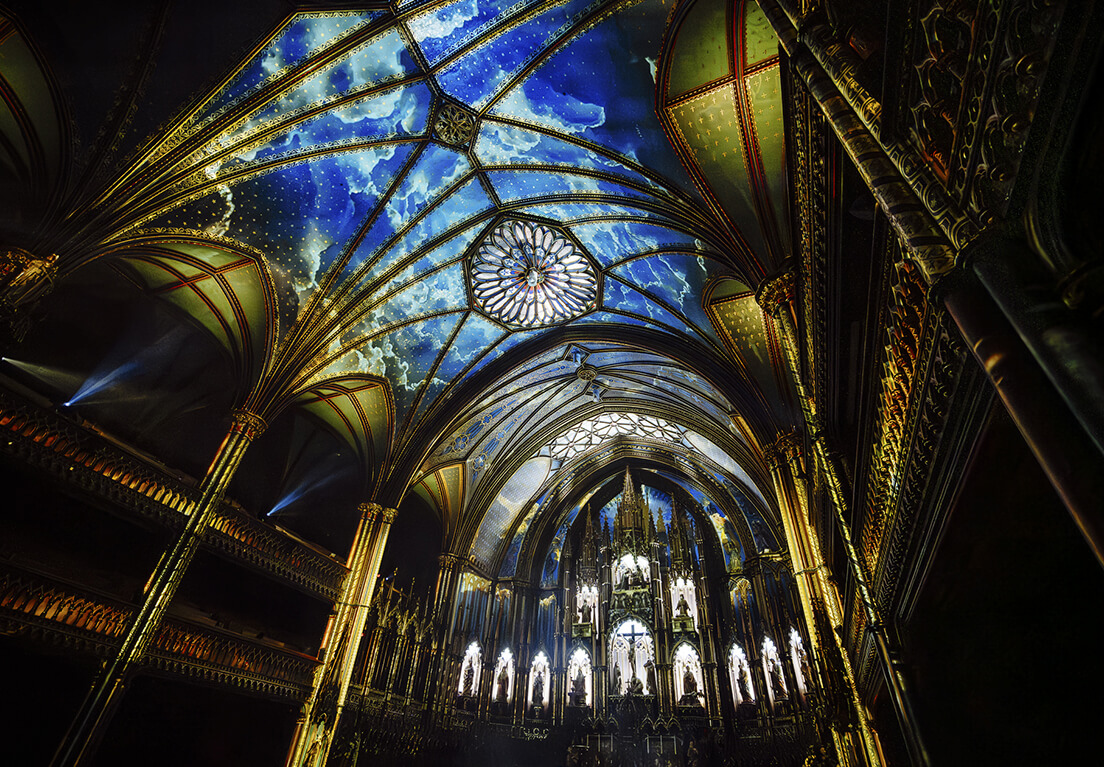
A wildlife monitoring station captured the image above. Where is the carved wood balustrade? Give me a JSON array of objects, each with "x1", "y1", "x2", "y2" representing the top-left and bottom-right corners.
[
  {"x1": 0, "y1": 562, "x2": 317, "y2": 701},
  {"x1": 0, "y1": 389, "x2": 346, "y2": 601}
]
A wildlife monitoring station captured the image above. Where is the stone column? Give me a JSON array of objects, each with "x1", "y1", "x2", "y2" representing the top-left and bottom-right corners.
[
  {"x1": 52, "y1": 409, "x2": 266, "y2": 767},
  {"x1": 429, "y1": 553, "x2": 465, "y2": 716},
  {"x1": 767, "y1": 435, "x2": 865, "y2": 767},
  {"x1": 759, "y1": 273, "x2": 924, "y2": 766},
  {"x1": 758, "y1": 0, "x2": 1104, "y2": 570},
  {"x1": 285, "y1": 502, "x2": 395, "y2": 767}
]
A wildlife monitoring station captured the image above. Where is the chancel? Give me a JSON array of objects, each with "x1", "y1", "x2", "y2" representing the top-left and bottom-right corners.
[{"x1": 1, "y1": 1, "x2": 1102, "y2": 766}]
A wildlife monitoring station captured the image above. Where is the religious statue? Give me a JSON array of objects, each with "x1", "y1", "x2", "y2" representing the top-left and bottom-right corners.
[
  {"x1": 768, "y1": 657, "x2": 787, "y2": 698},
  {"x1": 645, "y1": 659, "x2": 657, "y2": 696},
  {"x1": 611, "y1": 664, "x2": 622, "y2": 694},
  {"x1": 462, "y1": 662, "x2": 475, "y2": 697},
  {"x1": 579, "y1": 600, "x2": 592, "y2": 624},
  {"x1": 532, "y1": 671, "x2": 545, "y2": 708},
  {"x1": 496, "y1": 665, "x2": 510, "y2": 702},
  {"x1": 679, "y1": 667, "x2": 700, "y2": 706},
  {"x1": 676, "y1": 592, "x2": 691, "y2": 618},
  {"x1": 737, "y1": 669, "x2": 751, "y2": 701},
  {"x1": 684, "y1": 668, "x2": 698, "y2": 695},
  {"x1": 572, "y1": 668, "x2": 587, "y2": 705},
  {"x1": 628, "y1": 674, "x2": 644, "y2": 695},
  {"x1": 798, "y1": 648, "x2": 813, "y2": 688},
  {"x1": 686, "y1": 740, "x2": 700, "y2": 767}
]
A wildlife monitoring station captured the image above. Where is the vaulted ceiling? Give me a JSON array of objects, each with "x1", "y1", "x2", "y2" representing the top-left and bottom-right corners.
[{"x1": 0, "y1": 0, "x2": 797, "y2": 564}]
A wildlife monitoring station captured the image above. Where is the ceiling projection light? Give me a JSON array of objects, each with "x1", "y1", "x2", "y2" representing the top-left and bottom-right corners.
[{"x1": 470, "y1": 220, "x2": 598, "y2": 328}]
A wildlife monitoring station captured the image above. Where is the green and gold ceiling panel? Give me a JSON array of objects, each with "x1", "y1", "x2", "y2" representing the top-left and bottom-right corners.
[
  {"x1": 110, "y1": 239, "x2": 276, "y2": 384},
  {"x1": 707, "y1": 282, "x2": 790, "y2": 415},
  {"x1": 665, "y1": 0, "x2": 731, "y2": 99},
  {"x1": 658, "y1": 0, "x2": 787, "y2": 279},
  {"x1": 745, "y1": 63, "x2": 789, "y2": 248},
  {"x1": 667, "y1": 87, "x2": 769, "y2": 261},
  {"x1": 412, "y1": 462, "x2": 466, "y2": 539},
  {"x1": 293, "y1": 375, "x2": 394, "y2": 489},
  {"x1": 0, "y1": 14, "x2": 62, "y2": 183},
  {"x1": 740, "y1": 0, "x2": 780, "y2": 65}
]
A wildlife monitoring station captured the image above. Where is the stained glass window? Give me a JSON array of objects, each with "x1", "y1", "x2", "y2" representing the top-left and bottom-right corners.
[
  {"x1": 548, "y1": 412, "x2": 684, "y2": 461},
  {"x1": 471, "y1": 220, "x2": 598, "y2": 327}
]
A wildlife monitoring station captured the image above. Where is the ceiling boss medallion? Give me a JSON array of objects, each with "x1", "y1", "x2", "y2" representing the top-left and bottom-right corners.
[
  {"x1": 434, "y1": 103, "x2": 477, "y2": 146},
  {"x1": 471, "y1": 221, "x2": 598, "y2": 328}
]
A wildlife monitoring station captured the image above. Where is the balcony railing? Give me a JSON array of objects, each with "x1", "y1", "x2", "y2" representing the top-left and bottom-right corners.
[
  {"x1": 0, "y1": 562, "x2": 318, "y2": 701},
  {"x1": 0, "y1": 388, "x2": 347, "y2": 601}
]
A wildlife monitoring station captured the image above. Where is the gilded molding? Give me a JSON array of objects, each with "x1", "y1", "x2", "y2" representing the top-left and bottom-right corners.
[
  {"x1": 230, "y1": 409, "x2": 267, "y2": 440},
  {"x1": 754, "y1": 271, "x2": 797, "y2": 317}
]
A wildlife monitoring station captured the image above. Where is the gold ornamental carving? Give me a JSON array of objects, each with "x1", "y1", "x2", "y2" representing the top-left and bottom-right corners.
[
  {"x1": 754, "y1": 272, "x2": 796, "y2": 317},
  {"x1": 230, "y1": 409, "x2": 267, "y2": 440}
]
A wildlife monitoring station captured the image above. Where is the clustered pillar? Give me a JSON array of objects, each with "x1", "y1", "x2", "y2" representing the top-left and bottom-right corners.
[
  {"x1": 52, "y1": 409, "x2": 267, "y2": 767},
  {"x1": 286, "y1": 501, "x2": 396, "y2": 767}
]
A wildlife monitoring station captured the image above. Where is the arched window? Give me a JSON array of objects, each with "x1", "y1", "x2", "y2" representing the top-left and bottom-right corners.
[
  {"x1": 762, "y1": 636, "x2": 788, "y2": 705},
  {"x1": 673, "y1": 643, "x2": 704, "y2": 706},
  {"x1": 493, "y1": 647, "x2": 515, "y2": 703},
  {"x1": 789, "y1": 627, "x2": 810, "y2": 695},
  {"x1": 728, "y1": 643, "x2": 755, "y2": 705},
  {"x1": 567, "y1": 647, "x2": 592, "y2": 706},
  {"x1": 609, "y1": 619, "x2": 654, "y2": 695},
  {"x1": 527, "y1": 650, "x2": 551, "y2": 708},
  {"x1": 458, "y1": 641, "x2": 481, "y2": 697}
]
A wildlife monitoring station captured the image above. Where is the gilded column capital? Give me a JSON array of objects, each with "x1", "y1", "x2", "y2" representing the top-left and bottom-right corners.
[
  {"x1": 229, "y1": 409, "x2": 267, "y2": 440},
  {"x1": 763, "y1": 447, "x2": 784, "y2": 473},
  {"x1": 754, "y1": 271, "x2": 797, "y2": 317},
  {"x1": 357, "y1": 502, "x2": 381, "y2": 522},
  {"x1": 380, "y1": 506, "x2": 397, "y2": 525},
  {"x1": 773, "y1": 432, "x2": 804, "y2": 466},
  {"x1": 1, "y1": 247, "x2": 60, "y2": 296},
  {"x1": 438, "y1": 552, "x2": 465, "y2": 569}
]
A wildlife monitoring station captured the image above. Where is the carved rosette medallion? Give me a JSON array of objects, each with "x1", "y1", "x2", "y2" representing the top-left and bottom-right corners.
[
  {"x1": 434, "y1": 104, "x2": 477, "y2": 146},
  {"x1": 470, "y1": 220, "x2": 598, "y2": 327}
]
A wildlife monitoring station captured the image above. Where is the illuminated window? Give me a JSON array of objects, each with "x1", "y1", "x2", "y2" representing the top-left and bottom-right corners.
[
  {"x1": 549, "y1": 412, "x2": 684, "y2": 461},
  {"x1": 615, "y1": 553, "x2": 650, "y2": 588},
  {"x1": 762, "y1": 636, "x2": 789, "y2": 704},
  {"x1": 673, "y1": 643, "x2": 704, "y2": 705},
  {"x1": 471, "y1": 220, "x2": 597, "y2": 327},
  {"x1": 670, "y1": 576, "x2": 698, "y2": 628},
  {"x1": 609, "y1": 619, "x2": 654, "y2": 695},
  {"x1": 576, "y1": 583, "x2": 599, "y2": 623},
  {"x1": 789, "y1": 627, "x2": 810, "y2": 695}
]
